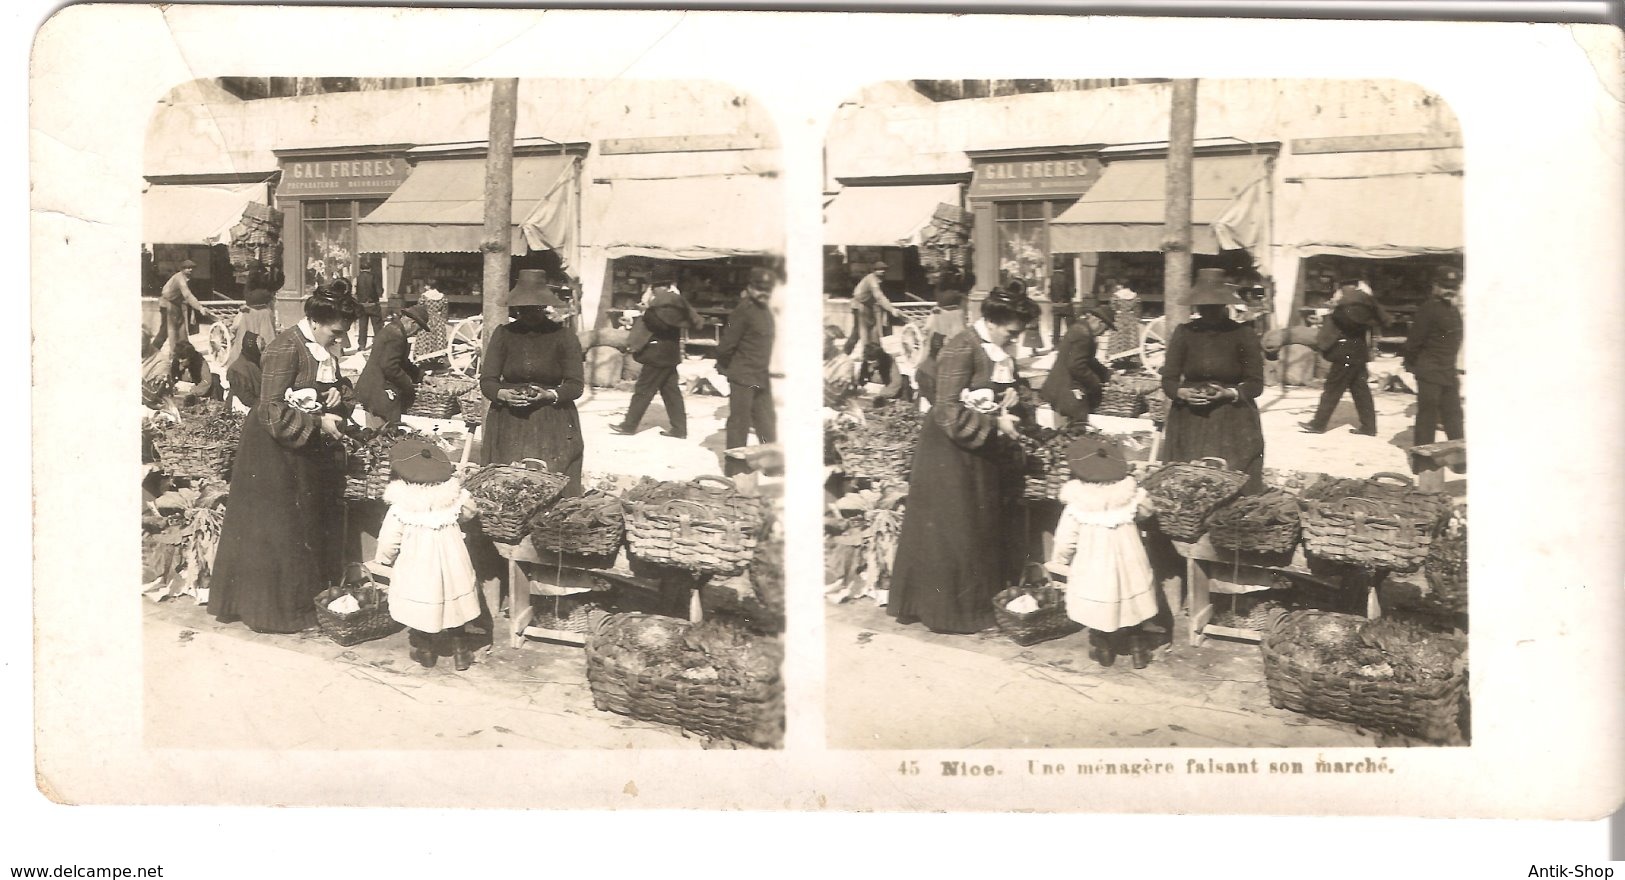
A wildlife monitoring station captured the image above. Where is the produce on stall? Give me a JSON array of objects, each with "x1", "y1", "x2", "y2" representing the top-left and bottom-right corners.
[
  {"x1": 624, "y1": 476, "x2": 764, "y2": 576},
  {"x1": 149, "y1": 401, "x2": 243, "y2": 482},
  {"x1": 465, "y1": 459, "x2": 570, "y2": 543},
  {"x1": 1206, "y1": 489, "x2": 1302, "y2": 555},
  {"x1": 1141, "y1": 457, "x2": 1249, "y2": 541}
]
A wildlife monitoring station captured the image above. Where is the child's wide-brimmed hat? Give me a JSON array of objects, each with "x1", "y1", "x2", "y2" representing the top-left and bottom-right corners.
[
  {"x1": 1066, "y1": 436, "x2": 1128, "y2": 483},
  {"x1": 390, "y1": 438, "x2": 453, "y2": 484}
]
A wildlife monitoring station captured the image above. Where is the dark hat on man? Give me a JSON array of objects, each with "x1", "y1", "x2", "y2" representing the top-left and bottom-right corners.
[
  {"x1": 1082, "y1": 305, "x2": 1116, "y2": 331},
  {"x1": 1187, "y1": 268, "x2": 1242, "y2": 306},
  {"x1": 1433, "y1": 267, "x2": 1462, "y2": 289},
  {"x1": 244, "y1": 286, "x2": 275, "y2": 308},
  {"x1": 389, "y1": 438, "x2": 453, "y2": 484},
  {"x1": 508, "y1": 269, "x2": 565, "y2": 309},
  {"x1": 180, "y1": 259, "x2": 197, "y2": 269},
  {"x1": 650, "y1": 269, "x2": 676, "y2": 287},
  {"x1": 936, "y1": 288, "x2": 965, "y2": 310},
  {"x1": 400, "y1": 304, "x2": 431, "y2": 328},
  {"x1": 748, "y1": 267, "x2": 777, "y2": 288},
  {"x1": 870, "y1": 260, "x2": 889, "y2": 272},
  {"x1": 1066, "y1": 436, "x2": 1129, "y2": 484}
]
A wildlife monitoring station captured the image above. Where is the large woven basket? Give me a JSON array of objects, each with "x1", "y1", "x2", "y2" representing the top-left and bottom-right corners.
[
  {"x1": 585, "y1": 613, "x2": 784, "y2": 748},
  {"x1": 151, "y1": 403, "x2": 242, "y2": 481},
  {"x1": 1261, "y1": 610, "x2": 1467, "y2": 743},
  {"x1": 1308, "y1": 473, "x2": 1450, "y2": 528},
  {"x1": 1142, "y1": 457, "x2": 1249, "y2": 541},
  {"x1": 1420, "y1": 530, "x2": 1467, "y2": 615},
  {"x1": 626, "y1": 476, "x2": 764, "y2": 575},
  {"x1": 1302, "y1": 495, "x2": 1434, "y2": 572},
  {"x1": 343, "y1": 430, "x2": 414, "y2": 502},
  {"x1": 528, "y1": 490, "x2": 626, "y2": 558},
  {"x1": 466, "y1": 459, "x2": 570, "y2": 543},
  {"x1": 457, "y1": 387, "x2": 490, "y2": 426},
  {"x1": 1096, "y1": 383, "x2": 1146, "y2": 418},
  {"x1": 406, "y1": 375, "x2": 478, "y2": 419},
  {"x1": 313, "y1": 565, "x2": 398, "y2": 647},
  {"x1": 992, "y1": 584, "x2": 1080, "y2": 646},
  {"x1": 1207, "y1": 490, "x2": 1302, "y2": 555}
]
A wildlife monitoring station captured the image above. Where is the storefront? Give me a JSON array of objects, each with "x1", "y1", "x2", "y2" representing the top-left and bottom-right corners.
[
  {"x1": 966, "y1": 147, "x2": 1104, "y2": 303},
  {"x1": 1047, "y1": 141, "x2": 1278, "y2": 316},
  {"x1": 353, "y1": 143, "x2": 585, "y2": 319},
  {"x1": 822, "y1": 178, "x2": 970, "y2": 302},
  {"x1": 272, "y1": 146, "x2": 412, "y2": 324}
]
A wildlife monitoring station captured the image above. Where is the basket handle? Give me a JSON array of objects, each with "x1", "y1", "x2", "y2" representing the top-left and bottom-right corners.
[
  {"x1": 1195, "y1": 456, "x2": 1232, "y2": 470},
  {"x1": 690, "y1": 474, "x2": 736, "y2": 493},
  {"x1": 339, "y1": 562, "x2": 374, "y2": 592},
  {"x1": 1369, "y1": 472, "x2": 1415, "y2": 488},
  {"x1": 519, "y1": 457, "x2": 551, "y2": 472}
]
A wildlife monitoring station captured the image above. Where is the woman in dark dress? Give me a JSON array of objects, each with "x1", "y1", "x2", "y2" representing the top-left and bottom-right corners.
[
  {"x1": 887, "y1": 288, "x2": 1041, "y2": 634},
  {"x1": 1159, "y1": 269, "x2": 1267, "y2": 494},
  {"x1": 479, "y1": 270, "x2": 586, "y2": 496},
  {"x1": 208, "y1": 291, "x2": 361, "y2": 633}
]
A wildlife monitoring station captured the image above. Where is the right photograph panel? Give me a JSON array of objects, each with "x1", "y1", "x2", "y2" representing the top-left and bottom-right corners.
[{"x1": 822, "y1": 79, "x2": 1467, "y2": 750}]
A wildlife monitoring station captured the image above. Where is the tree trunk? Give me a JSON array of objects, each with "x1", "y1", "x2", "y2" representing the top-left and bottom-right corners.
[
  {"x1": 481, "y1": 78, "x2": 520, "y2": 347},
  {"x1": 1163, "y1": 79, "x2": 1198, "y2": 326}
]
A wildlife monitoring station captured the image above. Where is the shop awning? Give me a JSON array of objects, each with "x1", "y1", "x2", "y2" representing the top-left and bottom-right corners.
[
  {"x1": 597, "y1": 175, "x2": 783, "y2": 260},
  {"x1": 1278, "y1": 173, "x2": 1462, "y2": 259},
  {"x1": 1049, "y1": 154, "x2": 1268, "y2": 255},
  {"x1": 823, "y1": 184, "x2": 961, "y2": 247},
  {"x1": 142, "y1": 181, "x2": 270, "y2": 245},
  {"x1": 357, "y1": 155, "x2": 576, "y2": 257}
]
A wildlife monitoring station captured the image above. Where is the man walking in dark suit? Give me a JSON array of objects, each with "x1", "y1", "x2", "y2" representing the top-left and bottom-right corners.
[
  {"x1": 354, "y1": 266, "x2": 384, "y2": 350},
  {"x1": 1300, "y1": 277, "x2": 1381, "y2": 436},
  {"x1": 716, "y1": 268, "x2": 777, "y2": 476},
  {"x1": 1401, "y1": 267, "x2": 1465, "y2": 446},
  {"x1": 612, "y1": 272, "x2": 700, "y2": 439}
]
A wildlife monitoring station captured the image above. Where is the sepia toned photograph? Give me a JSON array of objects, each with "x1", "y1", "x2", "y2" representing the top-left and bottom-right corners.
[
  {"x1": 823, "y1": 78, "x2": 1471, "y2": 749},
  {"x1": 138, "y1": 76, "x2": 786, "y2": 750}
]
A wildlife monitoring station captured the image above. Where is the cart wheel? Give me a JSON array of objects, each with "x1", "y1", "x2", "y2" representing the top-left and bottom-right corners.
[
  {"x1": 1139, "y1": 317, "x2": 1169, "y2": 372},
  {"x1": 207, "y1": 321, "x2": 234, "y2": 364},
  {"x1": 895, "y1": 322, "x2": 925, "y2": 371},
  {"x1": 446, "y1": 315, "x2": 484, "y2": 378}
]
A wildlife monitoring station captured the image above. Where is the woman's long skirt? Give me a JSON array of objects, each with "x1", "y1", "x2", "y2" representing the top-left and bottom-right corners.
[
  {"x1": 1161, "y1": 398, "x2": 1265, "y2": 494},
  {"x1": 480, "y1": 402, "x2": 585, "y2": 496},
  {"x1": 886, "y1": 420, "x2": 1020, "y2": 634},
  {"x1": 207, "y1": 414, "x2": 346, "y2": 632}
]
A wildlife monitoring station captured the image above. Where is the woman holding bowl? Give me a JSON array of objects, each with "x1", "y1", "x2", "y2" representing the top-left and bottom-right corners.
[{"x1": 479, "y1": 270, "x2": 586, "y2": 496}]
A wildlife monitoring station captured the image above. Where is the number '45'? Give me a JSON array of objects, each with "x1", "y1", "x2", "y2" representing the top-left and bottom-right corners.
[{"x1": 898, "y1": 761, "x2": 919, "y2": 775}]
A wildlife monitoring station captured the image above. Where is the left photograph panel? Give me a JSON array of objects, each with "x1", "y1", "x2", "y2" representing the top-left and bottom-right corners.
[{"x1": 139, "y1": 77, "x2": 785, "y2": 749}]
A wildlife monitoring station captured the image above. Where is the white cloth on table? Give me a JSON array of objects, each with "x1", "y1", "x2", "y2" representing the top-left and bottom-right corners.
[
  {"x1": 372, "y1": 478, "x2": 482, "y2": 633},
  {"x1": 1046, "y1": 476, "x2": 1159, "y2": 632}
]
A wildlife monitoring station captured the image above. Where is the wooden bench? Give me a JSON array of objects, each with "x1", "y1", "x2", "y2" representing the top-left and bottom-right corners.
[{"x1": 1406, "y1": 440, "x2": 1466, "y2": 492}]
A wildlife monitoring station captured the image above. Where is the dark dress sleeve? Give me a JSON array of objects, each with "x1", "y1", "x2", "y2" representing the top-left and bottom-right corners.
[
  {"x1": 480, "y1": 326, "x2": 510, "y2": 401},
  {"x1": 258, "y1": 334, "x2": 320, "y2": 448},
  {"x1": 550, "y1": 329, "x2": 585, "y2": 404},
  {"x1": 931, "y1": 334, "x2": 996, "y2": 449},
  {"x1": 1235, "y1": 326, "x2": 1265, "y2": 400},
  {"x1": 1160, "y1": 325, "x2": 1190, "y2": 399}
]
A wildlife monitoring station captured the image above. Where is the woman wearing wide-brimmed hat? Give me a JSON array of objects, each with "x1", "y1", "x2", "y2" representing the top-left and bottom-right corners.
[
  {"x1": 1158, "y1": 269, "x2": 1267, "y2": 493},
  {"x1": 478, "y1": 270, "x2": 585, "y2": 495}
]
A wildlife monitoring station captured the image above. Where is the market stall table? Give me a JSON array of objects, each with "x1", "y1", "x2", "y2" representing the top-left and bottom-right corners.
[
  {"x1": 490, "y1": 538, "x2": 705, "y2": 649},
  {"x1": 1172, "y1": 534, "x2": 1383, "y2": 647}
]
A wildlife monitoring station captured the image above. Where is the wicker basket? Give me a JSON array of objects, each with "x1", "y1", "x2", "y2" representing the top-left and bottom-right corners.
[
  {"x1": 1096, "y1": 383, "x2": 1146, "y2": 419},
  {"x1": 457, "y1": 387, "x2": 490, "y2": 426},
  {"x1": 1302, "y1": 495, "x2": 1434, "y2": 573},
  {"x1": 625, "y1": 476, "x2": 764, "y2": 575},
  {"x1": 313, "y1": 564, "x2": 398, "y2": 647},
  {"x1": 406, "y1": 375, "x2": 478, "y2": 419},
  {"x1": 1308, "y1": 472, "x2": 1450, "y2": 528},
  {"x1": 1207, "y1": 490, "x2": 1302, "y2": 555},
  {"x1": 992, "y1": 585, "x2": 1080, "y2": 646},
  {"x1": 151, "y1": 403, "x2": 242, "y2": 481},
  {"x1": 1144, "y1": 389, "x2": 1171, "y2": 425},
  {"x1": 585, "y1": 613, "x2": 784, "y2": 748},
  {"x1": 466, "y1": 459, "x2": 570, "y2": 543},
  {"x1": 1261, "y1": 610, "x2": 1467, "y2": 743},
  {"x1": 528, "y1": 490, "x2": 626, "y2": 557},
  {"x1": 1420, "y1": 530, "x2": 1467, "y2": 615},
  {"x1": 343, "y1": 431, "x2": 407, "y2": 502},
  {"x1": 1142, "y1": 457, "x2": 1249, "y2": 541}
]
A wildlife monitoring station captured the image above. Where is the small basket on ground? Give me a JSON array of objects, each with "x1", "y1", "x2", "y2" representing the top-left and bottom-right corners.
[
  {"x1": 1261, "y1": 609, "x2": 1467, "y2": 743},
  {"x1": 528, "y1": 490, "x2": 627, "y2": 559},
  {"x1": 457, "y1": 387, "x2": 490, "y2": 426},
  {"x1": 1141, "y1": 457, "x2": 1249, "y2": 541},
  {"x1": 313, "y1": 564, "x2": 398, "y2": 647},
  {"x1": 625, "y1": 476, "x2": 764, "y2": 576},
  {"x1": 1207, "y1": 489, "x2": 1303, "y2": 555},
  {"x1": 466, "y1": 458, "x2": 570, "y2": 543},
  {"x1": 1301, "y1": 495, "x2": 1434, "y2": 573},
  {"x1": 406, "y1": 375, "x2": 478, "y2": 419},
  {"x1": 585, "y1": 612, "x2": 784, "y2": 748},
  {"x1": 992, "y1": 584, "x2": 1080, "y2": 646}
]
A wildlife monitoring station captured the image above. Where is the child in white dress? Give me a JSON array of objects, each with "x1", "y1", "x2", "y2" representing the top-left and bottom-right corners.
[
  {"x1": 1046, "y1": 437, "x2": 1160, "y2": 668},
  {"x1": 369, "y1": 439, "x2": 483, "y2": 671}
]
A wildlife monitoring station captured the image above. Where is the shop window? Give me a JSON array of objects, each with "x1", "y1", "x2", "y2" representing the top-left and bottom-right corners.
[
  {"x1": 995, "y1": 201, "x2": 1046, "y2": 295},
  {"x1": 302, "y1": 200, "x2": 356, "y2": 292}
]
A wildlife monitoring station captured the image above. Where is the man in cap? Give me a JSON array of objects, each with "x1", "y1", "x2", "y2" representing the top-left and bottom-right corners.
[
  {"x1": 613, "y1": 271, "x2": 701, "y2": 439},
  {"x1": 1401, "y1": 266, "x2": 1465, "y2": 446},
  {"x1": 716, "y1": 268, "x2": 778, "y2": 475},
  {"x1": 847, "y1": 259, "x2": 906, "y2": 388},
  {"x1": 1039, "y1": 303, "x2": 1115, "y2": 426},
  {"x1": 353, "y1": 265, "x2": 384, "y2": 350},
  {"x1": 1300, "y1": 277, "x2": 1381, "y2": 436},
  {"x1": 353, "y1": 304, "x2": 429, "y2": 428},
  {"x1": 154, "y1": 258, "x2": 213, "y2": 382}
]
